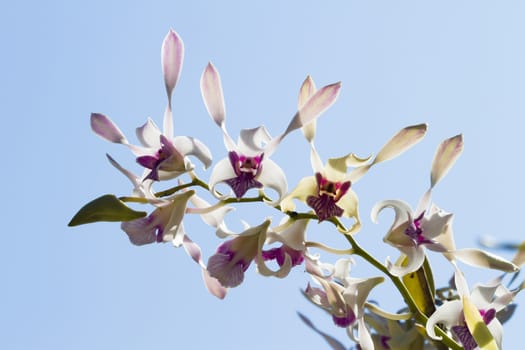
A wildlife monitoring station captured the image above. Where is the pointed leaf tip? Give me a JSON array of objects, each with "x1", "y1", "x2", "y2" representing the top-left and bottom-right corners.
[{"x1": 68, "y1": 194, "x2": 147, "y2": 226}]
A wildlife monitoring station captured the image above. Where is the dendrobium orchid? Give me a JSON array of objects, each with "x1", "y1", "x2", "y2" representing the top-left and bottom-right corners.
[
  {"x1": 200, "y1": 63, "x2": 341, "y2": 203},
  {"x1": 258, "y1": 218, "x2": 310, "y2": 278},
  {"x1": 371, "y1": 200, "x2": 452, "y2": 277},
  {"x1": 304, "y1": 259, "x2": 384, "y2": 350},
  {"x1": 426, "y1": 269, "x2": 522, "y2": 350},
  {"x1": 207, "y1": 219, "x2": 271, "y2": 288},
  {"x1": 372, "y1": 135, "x2": 517, "y2": 277},
  {"x1": 121, "y1": 190, "x2": 194, "y2": 245},
  {"x1": 91, "y1": 29, "x2": 211, "y2": 183}
]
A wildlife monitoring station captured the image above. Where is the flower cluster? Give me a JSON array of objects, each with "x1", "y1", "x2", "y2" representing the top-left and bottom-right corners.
[{"x1": 70, "y1": 29, "x2": 524, "y2": 350}]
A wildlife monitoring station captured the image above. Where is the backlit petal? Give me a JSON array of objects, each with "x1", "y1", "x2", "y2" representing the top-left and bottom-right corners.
[
  {"x1": 161, "y1": 29, "x2": 184, "y2": 104},
  {"x1": 208, "y1": 157, "x2": 237, "y2": 199},
  {"x1": 257, "y1": 158, "x2": 287, "y2": 205},
  {"x1": 173, "y1": 135, "x2": 212, "y2": 169},
  {"x1": 90, "y1": 113, "x2": 127, "y2": 144},
  {"x1": 280, "y1": 176, "x2": 317, "y2": 212},
  {"x1": 431, "y1": 134, "x2": 463, "y2": 189},
  {"x1": 453, "y1": 248, "x2": 518, "y2": 272},
  {"x1": 426, "y1": 300, "x2": 463, "y2": 340}
]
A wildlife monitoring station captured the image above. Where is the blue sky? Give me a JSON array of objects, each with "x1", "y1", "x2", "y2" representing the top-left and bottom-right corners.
[{"x1": 1, "y1": 1, "x2": 524, "y2": 349}]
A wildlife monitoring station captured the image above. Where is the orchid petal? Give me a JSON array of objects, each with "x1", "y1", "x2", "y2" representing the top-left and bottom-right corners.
[
  {"x1": 421, "y1": 210, "x2": 453, "y2": 240},
  {"x1": 173, "y1": 135, "x2": 212, "y2": 169},
  {"x1": 136, "y1": 118, "x2": 162, "y2": 148},
  {"x1": 309, "y1": 144, "x2": 324, "y2": 173},
  {"x1": 386, "y1": 245, "x2": 426, "y2": 277},
  {"x1": 266, "y1": 218, "x2": 308, "y2": 251},
  {"x1": 161, "y1": 29, "x2": 184, "y2": 104},
  {"x1": 266, "y1": 82, "x2": 342, "y2": 156},
  {"x1": 208, "y1": 157, "x2": 236, "y2": 199},
  {"x1": 189, "y1": 194, "x2": 234, "y2": 229},
  {"x1": 238, "y1": 126, "x2": 272, "y2": 155},
  {"x1": 90, "y1": 113, "x2": 127, "y2": 144},
  {"x1": 200, "y1": 62, "x2": 225, "y2": 127},
  {"x1": 453, "y1": 248, "x2": 518, "y2": 272},
  {"x1": 349, "y1": 124, "x2": 427, "y2": 183},
  {"x1": 431, "y1": 134, "x2": 463, "y2": 189},
  {"x1": 163, "y1": 104, "x2": 174, "y2": 140},
  {"x1": 105, "y1": 154, "x2": 150, "y2": 199},
  {"x1": 200, "y1": 62, "x2": 236, "y2": 151},
  {"x1": 356, "y1": 317, "x2": 375, "y2": 350},
  {"x1": 298, "y1": 76, "x2": 318, "y2": 142},
  {"x1": 426, "y1": 300, "x2": 463, "y2": 340},
  {"x1": 257, "y1": 158, "x2": 287, "y2": 205},
  {"x1": 327, "y1": 153, "x2": 372, "y2": 179},
  {"x1": 280, "y1": 176, "x2": 317, "y2": 212},
  {"x1": 371, "y1": 199, "x2": 413, "y2": 245},
  {"x1": 347, "y1": 277, "x2": 384, "y2": 314},
  {"x1": 337, "y1": 190, "x2": 361, "y2": 234},
  {"x1": 120, "y1": 216, "x2": 158, "y2": 245},
  {"x1": 181, "y1": 234, "x2": 227, "y2": 299}
]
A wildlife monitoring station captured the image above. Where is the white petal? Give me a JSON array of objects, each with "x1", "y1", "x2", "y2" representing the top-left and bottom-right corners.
[
  {"x1": 163, "y1": 104, "x2": 174, "y2": 140},
  {"x1": 431, "y1": 134, "x2": 463, "y2": 188},
  {"x1": 421, "y1": 210, "x2": 453, "y2": 240},
  {"x1": 355, "y1": 317, "x2": 374, "y2": 350},
  {"x1": 280, "y1": 176, "x2": 317, "y2": 212},
  {"x1": 208, "y1": 157, "x2": 236, "y2": 199},
  {"x1": 136, "y1": 118, "x2": 162, "y2": 148},
  {"x1": 258, "y1": 158, "x2": 288, "y2": 205},
  {"x1": 375, "y1": 123, "x2": 428, "y2": 163},
  {"x1": 309, "y1": 144, "x2": 324, "y2": 173},
  {"x1": 173, "y1": 135, "x2": 212, "y2": 169},
  {"x1": 189, "y1": 194, "x2": 234, "y2": 229},
  {"x1": 200, "y1": 62, "x2": 225, "y2": 127},
  {"x1": 349, "y1": 124, "x2": 427, "y2": 183},
  {"x1": 386, "y1": 246, "x2": 425, "y2": 277},
  {"x1": 238, "y1": 126, "x2": 272, "y2": 155},
  {"x1": 266, "y1": 81, "x2": 342, "y2": 156},
  {"x1": 161, "y1": 29, "x2": 184, "y2": 104},
  {"x1": 371, "y1": 200, "x2": 413, "y2": 245},
  {"x1": 453, "y1": 248, "x2": 518, "y2": 272},
  {"x1": 297, "y1": 75, "x2": 317, "y2": 142},
  {"x1": 425, "y1": 300, "x2": 463, "y2": 340},
  {"x1": 90, "y1": 113, "x2": 127, "y2": 144}
]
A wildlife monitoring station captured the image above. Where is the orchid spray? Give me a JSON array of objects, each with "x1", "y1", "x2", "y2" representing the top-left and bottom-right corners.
[{"x1": 70, "y1": 29, "x2": 524, "y2": 350}]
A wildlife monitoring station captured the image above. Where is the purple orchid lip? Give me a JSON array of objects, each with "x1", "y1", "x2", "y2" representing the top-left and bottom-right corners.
[
  {"x1": 224, "y1": 151, "x2": 264, "y2": 198},
  {"x1": 332, "y1": 305, "x2": 356, "y2": 328},
  {"x1": 404, "y1": 211, "x2": 436, "y2": 246},
  {"x1": 306, "y1": 172, "x2": 351, "y2": 221}
]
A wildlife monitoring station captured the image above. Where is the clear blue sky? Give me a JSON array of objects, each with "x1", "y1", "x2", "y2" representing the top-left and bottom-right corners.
[{"x1": 1, "y1": 1, "x2": 524, "y2": 349}]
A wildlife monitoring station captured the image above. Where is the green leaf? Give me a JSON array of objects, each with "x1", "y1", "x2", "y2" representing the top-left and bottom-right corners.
[
  {"x1": 401, "y1": 256, "x2": 436, "y2": 316},
  {"x1": 68, "y1": 194, "x2": 147, "y2": 226}
]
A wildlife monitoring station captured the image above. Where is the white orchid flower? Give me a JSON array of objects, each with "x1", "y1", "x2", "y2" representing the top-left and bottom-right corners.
[
  {"x1": 426, "y1": 268, "x2": 522, "y2": 350},
  {"x1": 200, "y1": 63, "x2": 341, "y2": 203},
  {"x1": 283, "y1": 77, "x2": 427, "y2": 232},
  {"x1": 304, "y1": 258, "x2": 384, "y2": 350},
  {"x1": 91, "y1": 29, "x2": 211, "y2": 182},
  {"x1": 372, "y1": 135, "x2": 517, "y2": 277}
]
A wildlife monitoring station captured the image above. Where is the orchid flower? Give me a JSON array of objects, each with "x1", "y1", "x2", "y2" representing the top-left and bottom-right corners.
[
  {"x1": 372, "y1": 135, "x2": 517, "y2": 277},
  {"x1": 200, "y1": 63, "x2": 341, "y2": 203},
  {"x1": 207, "y1": 219, "x2": 271, "y2": 288},
  {"x1": 304, "y1": 259, "x2": 384, "y2": 350},
  {"x1": 426, "y1": 268, "x2": 523, "y2": 350},
  {"x1": 91, "y1": 29, "x2": 211, "y2": 183},
  {"x1": 257, "y1": 218, "x2": 310, "y2": 278},
  {"x1": 120, "y1": 190, "x2": 194, "y2": 245},
  {"x1": 282, "y1": 77, "x2": 427, "y2": 232}
]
